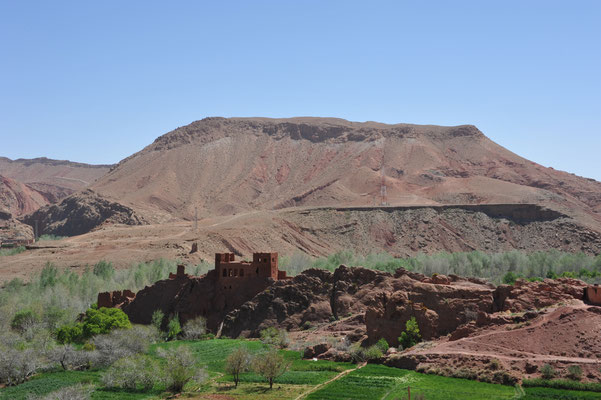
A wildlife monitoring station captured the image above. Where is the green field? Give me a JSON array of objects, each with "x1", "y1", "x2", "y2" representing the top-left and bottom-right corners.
[{"x1": 2, "y1": 339, "x2": 601, "y2": 400}]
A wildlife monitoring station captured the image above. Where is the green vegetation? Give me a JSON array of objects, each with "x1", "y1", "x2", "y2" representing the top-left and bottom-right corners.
[
  {"x1": 540, "y1": 364, "x2": 556, "y2": 380},
  {"x1": 56, "y1": 307, "x2": 131, "y2": 344},
  {"x1": 398, "y1": 317, "x2": 421, "y2": 349},
  {"x1": 279, "y1": 250, "x2": 601, "y2": 284},
  {"x1": 307, "y1": 364, "x2": 517, "y2": 400},
  {"x1": 523, "y1": 378, "x2": 601, "y2": 392},
  {"x1": 0, "y1": 245, "x2": 26, "y2": 256},
  {"x1": 36, "y1": 234, "x2": 66, "y2": 241},
  {"x1": 166, "y1": 314, "x2": 181, "y2": 341}
]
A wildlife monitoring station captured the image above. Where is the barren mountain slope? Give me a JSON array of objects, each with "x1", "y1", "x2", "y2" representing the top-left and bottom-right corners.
[
  {"x1": 0, "y1": 157, "x2": 111, "y2": 215},
  {"x1": 89, "y1": 117, "x2": 601, "y2": 227},
  {"x1": 0, "y1": 175, "x2": 49, "y2": 217}
]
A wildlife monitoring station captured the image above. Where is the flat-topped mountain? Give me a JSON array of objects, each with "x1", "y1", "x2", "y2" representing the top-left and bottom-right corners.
[{"x1": 88, "y1": 117, "x2": 600, "y2": 224}]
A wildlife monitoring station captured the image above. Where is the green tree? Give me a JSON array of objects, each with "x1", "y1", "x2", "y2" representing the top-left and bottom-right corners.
[
  {"x1": 56, "y1": 307, "x2": 131, "y2": 344},
  {"x1": 398, "y1": 317, "x2": 421, "y2": 349},
  {"x1": 167, "y1": 314, "x2": 181, "y2": 341},
  {"x1": 151, "y1": 309, "x2": 165, "y2": 331},
  {"x1": 225, "y1": 346, "x2": 251, "y2": 387},
  {"x1": 540, "y1": 364, "x2": 556, "y2": 380}
]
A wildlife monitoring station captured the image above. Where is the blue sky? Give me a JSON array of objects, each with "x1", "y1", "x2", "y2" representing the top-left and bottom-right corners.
[{"x1": 1, "y1": 1, "x2": 600, "y2": 180}]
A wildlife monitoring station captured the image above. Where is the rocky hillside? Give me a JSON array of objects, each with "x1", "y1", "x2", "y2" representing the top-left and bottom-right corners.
[
  {"x1": 0, "y1": 157, "x2": 111, "y2": 219},
  {"x1": 21, "y1": 189, "x2": 146, "y2": 237},
  {"x1": 89, "y1": 117, "x2": 601, "y2": 224},
  {"x1": 20, "y1": 117, "x2": 601, "y2": 258}
]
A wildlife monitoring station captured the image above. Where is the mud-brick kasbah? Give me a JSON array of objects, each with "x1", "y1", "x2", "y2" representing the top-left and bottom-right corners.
[
  {"x1": 98, "y1": 252, "x2": 290, "y2": 332},
  {"x1": 98, "y1": 251, "x2": 601, "y2": 334}
]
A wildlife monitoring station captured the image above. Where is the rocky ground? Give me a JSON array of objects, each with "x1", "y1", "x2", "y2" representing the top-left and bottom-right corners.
[{"x1": 218, "y1": 265, "x2": 600, "y2": 382}]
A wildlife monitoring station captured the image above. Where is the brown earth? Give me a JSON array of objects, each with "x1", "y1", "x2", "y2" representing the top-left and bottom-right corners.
[{"x1": 3, "y1": 203, "x2": 601, "y2": 282}]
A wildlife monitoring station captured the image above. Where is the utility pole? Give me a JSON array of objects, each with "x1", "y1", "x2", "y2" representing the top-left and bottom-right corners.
[{"x1": 194, "y1": 207, "x2": 198, "y2": 231}]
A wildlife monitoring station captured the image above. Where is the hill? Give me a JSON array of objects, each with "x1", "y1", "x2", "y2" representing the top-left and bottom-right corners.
[{"x1": 0, "y1": 157, "x2": 111, "y2": 218}]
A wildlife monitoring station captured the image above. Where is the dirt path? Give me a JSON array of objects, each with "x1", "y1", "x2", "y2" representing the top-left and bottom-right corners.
[{"x1": 293, "y1": 362, "x2": 367, "y2": 400}]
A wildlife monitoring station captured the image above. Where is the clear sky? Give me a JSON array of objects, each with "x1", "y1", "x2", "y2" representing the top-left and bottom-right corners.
[{"x1": 1, "y1": 1, "x2": 600, "y2": 180}]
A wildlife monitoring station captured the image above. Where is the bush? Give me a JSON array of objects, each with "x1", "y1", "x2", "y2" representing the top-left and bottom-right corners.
[
  {"x1": 398, "y1": 317, "x2": 421, "y2": 350},
  {"x1": 49, "y1": 344, "x2": 93, "y2": 371},
  {"x1": 11, "y1": 309, "x2": 38, "y2": 333},
  {"x1": 0, "y1": 348, "x2": 40, "y2": 386},
  {"x1": 225, "y1": 346, "x2": 251, "y2": 387},
  {"x1": 56, "y1": 307, "x2": 131, "y2": 344},
  {"x1": 167, "y1": 314, "x2": 181, "y2": 341},
  {"x1": 567, "y1": 365, "x2": 583, "y2": 380},
  {"x1": 260, "y1": 327, "x2": 289, "y2": 348},
  {"x1": 101, "y1": 354, "x2": 159, "y2": 391},
  {"x1": 375, "y1": 338, "x2": 389, "y2": 353},
  {"x1": 157, "y1": 346, "x2": 207, "y2": 392},
  {"x1": 92, "y1": 325, "x2": 157, "y2": 367},
  {"x1": 32, "y1": 384, "x2": 93, "y2": 400},
  {"x1": 182, "y1": 316, "x2": 206, "y2": 340},
  {"x1": 541, "y1": 363, "x2": 556, "y2": 380},
  {"x1": 502, "y1": 271, "x2": 519, "y2": 285},
  {"x1": 349, "y1": 343, "x2": 383, "y2": 363},
  {"x1": 93, "y1": 260, "x2": 115, "y2": 280},
  {"x1": 151, "y1": 309, "x2": 165, "y2": 331},
  {"x1": 253, "y1": 349, "x2": 290, "y2": 389}
]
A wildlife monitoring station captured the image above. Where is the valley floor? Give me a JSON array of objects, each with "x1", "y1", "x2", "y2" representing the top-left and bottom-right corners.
[{"x1": 2, "y1": 339, "x2": 599, "y2": 400}]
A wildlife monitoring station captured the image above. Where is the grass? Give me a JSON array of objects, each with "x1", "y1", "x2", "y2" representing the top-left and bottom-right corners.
[
  {"x1": 522, "y1": 387, "x2": 601, "y2": 399},
  {"x1": 0, "y1": 245, "x2": 26, "y2": 256},
  {"x1": 307, "y1": 364, "x2": 519, "y2": 400}
]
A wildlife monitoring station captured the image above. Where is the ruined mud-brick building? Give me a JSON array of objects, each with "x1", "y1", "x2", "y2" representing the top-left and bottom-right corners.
[{"x1": 97, "y1": 252, "x2": 289, "y2": 331}]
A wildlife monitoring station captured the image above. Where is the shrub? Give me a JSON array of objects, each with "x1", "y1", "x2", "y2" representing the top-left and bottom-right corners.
[
  {"x1": 253, "y1": 349, "x2": 290, "y2": 389},
  {"x1": 11, "y1": 309, "x2": 38, "y2": 332},
  {"x1": 182, "y1": 316, "x2": 206, "y2": 340},
  {"x1": 0, "y1": 348, "x2": 40, "y2": 386},
  {"x1": 49, "y1": 344, "x2": 93, "y2": 371},
  {"x1": 260, "y1": 327, "x2": 289, "y2": 348},
  {"x1": 376, "y1": 338, "x2": 389, "y2": 353},
  {"x1": 56, "y1": 307, "x2": 131, "y2": 344},
  {"x1": 32, "y1": 384, "x2": 93, "y2": 400},
  {"x1": 101, "y1": 354, "x2": 159, "y2": 391},
  {"x1": 151, "y1": 309, "x2": 165, "y2": 332},
  {"x1": 93, "y1": 260, "x2": 115, "y2": 280},
  {"x1": 502, "y1": 271, "x2": 518, "y2": 285},
  {"x1": 567, "y1": 365, "x2": 583, "y2": 380},
  {"x1": 92, "y1": 325, "x2": 157, "y2": 367},
  {"x1": 349, "y1": 343, "x2": 383, "y2": 363},
  {"x1": 225, "y1": 346, "x2": 251, "y2": 387},
  {"x1": 167, "y1": 314, "x2": 181, "y2": 341},
  {"x1": 157, "y1": 346, "x2": 207, "y2": 392},
  {"x1": 541, "y1": 363, "x2": 556, "y2": 379},
  {"x1": 398, "y1": 317, "x2": 421, "y2": 349}
]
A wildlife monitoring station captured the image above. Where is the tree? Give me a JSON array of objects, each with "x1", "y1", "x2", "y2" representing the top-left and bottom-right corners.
[
  {"x1": 225, "y1": 346, "x2": 251, "y2": 387},
  {"x1": 167, "y1": 314, "x2": 181, "y2": 341},
  {"x1": 398, "y1": 317, "x2": 421, "y2": 350},
  {"x1": 56, "y1": 307, "x2": 131, "y2": 344},
  {"x1": 157, "y1": 346, "x2": 207, "y2": 392},
  {"x1": 182, "y1": 316, "x2": 206, "y2": 340},
  {"x1": 253, "y1": 349, "x2": 290, "y2": 389},
  {"x1": 151, "y1": 309, "x2": 164, "y2": 332}
]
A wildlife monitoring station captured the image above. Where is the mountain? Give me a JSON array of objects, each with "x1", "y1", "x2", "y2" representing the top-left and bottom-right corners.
[
  {"x1": 88, "y1": 117, "x2": 600, "y2": 223},
  {"x1": 9, "y1": 117, "x2": 601, "y2": 278},
  {"x1": 0, "y1": 157, "x2": 111, "y2": 217}
]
